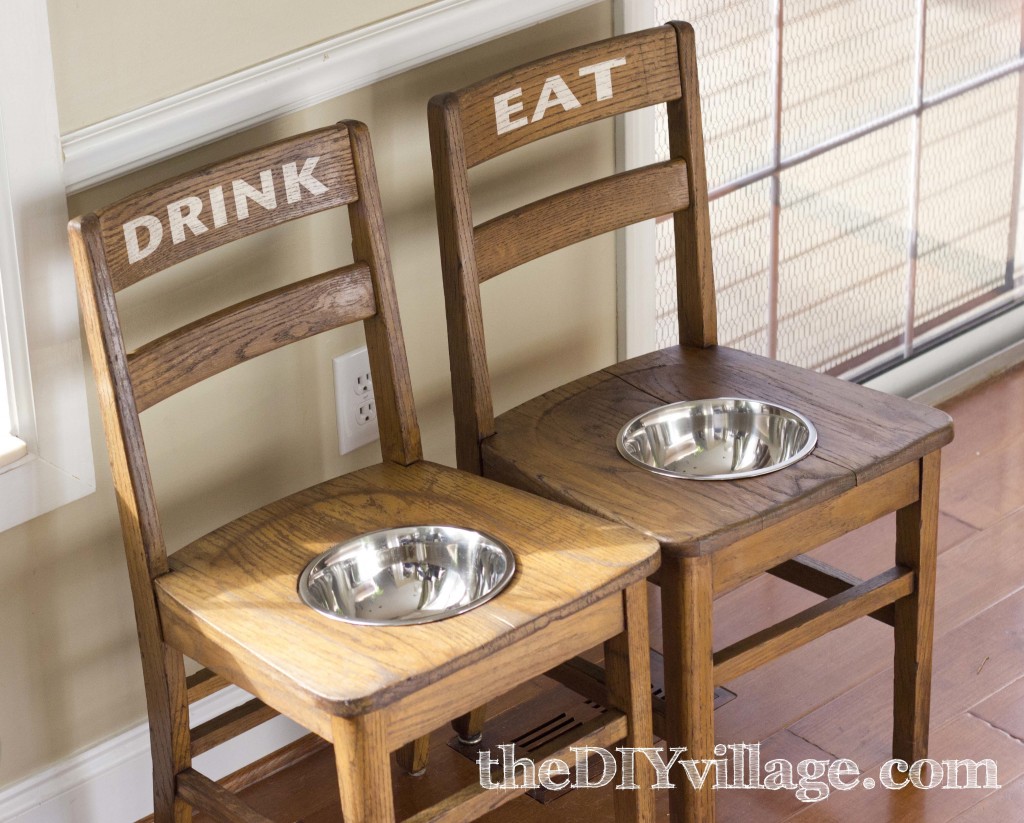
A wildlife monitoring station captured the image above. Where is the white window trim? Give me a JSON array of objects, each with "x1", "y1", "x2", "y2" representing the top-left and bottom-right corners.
[{"x1": 0, "y1": 0, "x2": 95, "y2": 532}]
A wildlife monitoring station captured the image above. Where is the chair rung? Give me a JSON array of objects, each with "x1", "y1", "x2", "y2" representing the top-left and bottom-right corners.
[
  {"x1": 547, "y1": 656, "x2": 670, "y2": 739},
  {"x1": 769, "y1": 556, "x2": 896, "y2": 626},
  {"x1": 219, "y1": 733, "x2": 331, "y2": 794},
  {"x1": 176, "y1": 767, "x2": 277, "y2": 823},
  {"x1": 191, "y1": 698, "x2": 280, "y2": 757},
  {"x1": 186, "y1": 667, "x2": 231, "y2": 703},
  {"x1": 714, "y1": 566, "x2": 914, "y2": 683},
  {"x1": 402, "y1": 711, "x2": 627, "y2": 823}
]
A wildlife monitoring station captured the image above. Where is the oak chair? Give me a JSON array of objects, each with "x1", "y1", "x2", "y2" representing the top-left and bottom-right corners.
[
  {"x1": 69, "y1": 121, "x2": 661, "y2": 823},
  {"x1": 429, "y1": 22, "x2": 953, "y2": 823}
]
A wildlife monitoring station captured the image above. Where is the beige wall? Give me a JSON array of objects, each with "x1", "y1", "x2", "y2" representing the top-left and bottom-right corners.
[
  {"x1": 0, "y1": 3, "x2": 615, "y2": 787},
  {"x1": 48, "y1": 0, "x2": 438, "y2": 132}
]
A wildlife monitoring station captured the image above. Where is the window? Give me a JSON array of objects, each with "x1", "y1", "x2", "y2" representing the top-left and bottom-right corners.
[
  {"x1": 620, "y1": 0, "x2": 1024, "y2": 383},
  {"x1": 0, "y1": 0, "x2": 94, "y2": 531}
]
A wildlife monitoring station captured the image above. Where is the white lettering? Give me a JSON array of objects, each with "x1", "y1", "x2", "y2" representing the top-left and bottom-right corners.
[
  {"x1": 123, "y1": 215, "x2": 163, "y2": 264},
  {"x1": 209, "y1": 185, "x2": 228, "y2": 228},
  {"x1": 538, "y1": 758, "x2": 570, "y2": 791},
  {"x1": 283, "y1": 157, "x2": 328, "y2": 203},
  {"x1": 572, "y1": 746, "x2": 617, "y2": 788},
  {"x1": 494, "y1": 88, "x2": 528, "y2": 135},
  {"x1": 232, "y1": 170, "x2": 277, "y2": 220},
  {"x1": 578, "y1": 57, "x2": 627, "y2": 100},
  {"x1": 167, "y1": 196, "x2": 207, "y2": 245},
  {"x1": 531, "y1": 75, "x2": 581, "y2": 122}
]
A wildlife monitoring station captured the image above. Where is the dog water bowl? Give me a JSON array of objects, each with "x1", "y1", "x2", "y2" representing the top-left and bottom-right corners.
[
  {"x1": 298, "y1": 525, "x2": 515, "y2": 626},
  {"x1": 616, "y1": 398, "x2": 817, "y2": 480}
]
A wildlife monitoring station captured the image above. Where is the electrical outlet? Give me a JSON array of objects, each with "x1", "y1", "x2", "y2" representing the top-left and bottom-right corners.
[{"x1": 334, "y1": 346, "x2": 379, "y2": 455}]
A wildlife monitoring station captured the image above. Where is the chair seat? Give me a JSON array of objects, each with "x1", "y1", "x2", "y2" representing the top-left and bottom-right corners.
[
  {"x1": 155, "y1": 460, "x2": 659, "y2": 718},
  {"x1": 483, "y1": 344, "x2": 953, "y2": 556}
]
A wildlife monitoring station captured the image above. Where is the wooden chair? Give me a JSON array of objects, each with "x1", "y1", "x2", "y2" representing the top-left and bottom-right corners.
[
  {"x1": 69, "y1": 121, "x2": 661, "y2": 823},
  {"x1": 428, "y1": 23, "x2": 953, "y2": 823}
]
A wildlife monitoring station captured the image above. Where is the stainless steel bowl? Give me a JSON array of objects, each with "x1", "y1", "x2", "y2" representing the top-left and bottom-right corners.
[
  {"x1": 616, "y1": 397, "x2": 817, "y2": 480},
  {"x1": 297, "y1": 525, "x2": 515, "y2": 626}
]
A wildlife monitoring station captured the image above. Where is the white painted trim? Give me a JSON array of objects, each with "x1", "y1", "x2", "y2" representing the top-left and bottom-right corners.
[
  {"x1": 61, "y1": 0, "x2": 604, "y2": 193},
  {"x1": 0, "y1": 0, "x2": 94, "y2": 533},
  {"x1": 614, "y1": 0, "x2": 659, "y2": 359},
  {"x1": 865, "y1": 302, "x2": 1024, "y2": 402},
  {"x1": 0, "y1": 685, "x2": 306, "y2": 823}
]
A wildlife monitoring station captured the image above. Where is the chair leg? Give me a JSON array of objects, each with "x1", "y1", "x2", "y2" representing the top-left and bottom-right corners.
[
  {"x1": 452, "y1": 705, "x2": 487, "y2": 745},
  {"x1": 662, "y1": 554, "x2": 716, "y2": 823},
  {"x1": 151, "y1": 645, "x2": 192, "y2": 823},
  {"x1": 605, "y1": 582, "x2": 656, "y2": 823},
  {"x1": 396, "y1": 735, "x2": 431, "y2": 776},
  {"x1": 893, "y1": 451, "x2": 940, "y2": 764},
  {"x1": 332, "y1": 713, "x2": 395, "y2": 823}
]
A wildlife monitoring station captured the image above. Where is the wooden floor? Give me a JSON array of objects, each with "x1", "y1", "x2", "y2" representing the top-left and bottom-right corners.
[{"x1": 183, "y1": 364, "x2": 1024, "y2": 822}]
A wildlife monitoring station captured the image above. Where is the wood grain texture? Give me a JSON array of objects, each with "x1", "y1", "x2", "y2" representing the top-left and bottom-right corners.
[
  {"x1": 711, "y1": 461, "x2": 919, "y2": 593},
  {"x1": 428, "y1": 93, "x2": 494, "y2": 474},
  {"x1": 768, "y1": 555, "x2": 897, "y2": 625},
  {"x1": 603, "y1": 583, "x2": 656, "y2": 823},
  {"x1": 712, "y1": 566, "x2": 914, "y2": 683},
  {"x1": 75, "y1": 119, "x2": 661, "y2": 823},
  {"x1": 666, "y1": 22, "x2": 717, "y2": 347},
  {"x1": 661, "y1": 555, "x2": 716, "y2": 823},
  {"x1": 190, "y1": 698, "x2": 280, "y2": 758},
  {"x1": 483, "y1": 368, "x2": 855, "y2": 556},
  {"x1": 453, "y1": 27, "x2": 680, "y2": 167},
  {"x1": 128, "y1": 263, "x2": 375, "y2": 411},
  {"x1": 332, "y1": 713, "x2": 394, "y2": 823},
  {"x1": 69, "y1": 215, "x2": 192, "y2": 823},
  {"x1": 185, "y1": 668, "x2": 229, "y2": 703},
  {"x1": 606, "y1": 345, "x2": 953, "y2": 484},
  {"x1": 893, "y1": 451, "x2": 940, "y2": 763},
  {"x1": 383, "y1": 596, "x2": 623, "y2": 750},
  {"x1": 156, "y1": 460, "x2": 658, "y2": 718},
  {"x1": 346, "y1": 121, "x2": 423, "y2": 466},
  {"x1": 474, "y1": 161, "x2": 689, "y2": 282},
  {"x1": 175, "y1": 769, "x2": 277, "y2": 823},
  {"x1": 97, "y1": 127, "x2": 356, "y2": 290}
]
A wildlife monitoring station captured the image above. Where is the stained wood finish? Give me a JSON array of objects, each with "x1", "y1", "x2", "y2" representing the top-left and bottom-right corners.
[
  {"x1": 893, "y1": 451, "x2": 940, "y2": 764},
  {"x1": 474, "y1": 161, "x2": 689, "y2": 282},
  {"x1": 129, "y1": 263, "x2": 375, "y2": 411},
  {"x1": 190, "y1": 699, "x2": 280, "y2": 758},
  {"x1": 453, "y1": 27, "x2": 681, "y2": 167},
  {"x1": 98, "y1": 128, "x2": 357, "y2": 289},
  {"x1": 176, "y1": 770, "x2": 277, "y2": 823},
  {"x1": 768, "y1": 556, "x2": 896, "y2": 625},
  {"x1": 428, "y1": 20, "x2": 952, "y2": 823},
  {"x1": 73, "y1": 121, "x2": 659, "y2": 823},
  {"x1": 131, "y1": 368, "x2": 1024, "y2": 822}
]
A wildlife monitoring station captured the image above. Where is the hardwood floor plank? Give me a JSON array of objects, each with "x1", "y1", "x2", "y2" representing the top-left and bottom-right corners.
[
  {"x1": 790, "y1": 588, "x2": 1024, "y2": 767},
  {"x1": 785, "y1": 713, "x2": 1024, "y2": 822},
  {"x1": 952, "y1": 773, "x2": 1024, "y2": 821},
  {"x1": 968, "y1": 675, "x2": 1024, "y2": 745}
]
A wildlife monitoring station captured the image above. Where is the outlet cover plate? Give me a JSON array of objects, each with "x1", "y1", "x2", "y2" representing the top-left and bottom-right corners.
[{"x1": 334, "y1": 347, "x2": 378, "y2": 455}]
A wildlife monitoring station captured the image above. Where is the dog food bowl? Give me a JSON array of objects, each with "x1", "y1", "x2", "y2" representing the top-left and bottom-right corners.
[
  {"x1": 298, "y1": 525, "x2": 515, "y2": 626},
  {"x1": 616, "y1": 397, "x2": 817, "y2": 480}
]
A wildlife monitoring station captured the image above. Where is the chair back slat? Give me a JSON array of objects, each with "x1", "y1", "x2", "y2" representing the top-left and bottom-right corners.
[
  {"x1": 455, "y1": 27, "x2": 681, "y2": 168},
  {"x1": 98, "y1": 128, "x2": 358, "y2": 290},
  {"x1": 128, "y1": 263, "x2": 376, "y2": 412},
  {"x1": 429, "y1": 22, "x2": 716, "y2": 473},
  {"x1": 474, "y1": 160, "x2": 689, "y2": 282}
]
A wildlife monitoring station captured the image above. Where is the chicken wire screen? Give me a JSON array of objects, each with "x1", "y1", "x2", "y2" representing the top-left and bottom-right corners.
[{"x1": 651, "y1": 0, "x2": 1024, "y2": 376}]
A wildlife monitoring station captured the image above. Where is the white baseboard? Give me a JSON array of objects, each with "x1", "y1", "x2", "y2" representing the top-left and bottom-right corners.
[
  {"x1": 0, "y1": 687, "x2": 306, "y2": 823},
  {"x1": 61, "y1": 0, "x2": 603, "y2": 193}
]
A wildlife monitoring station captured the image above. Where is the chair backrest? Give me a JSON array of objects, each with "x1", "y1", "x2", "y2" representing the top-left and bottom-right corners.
[
  {"x1": 69, "y1": 121, "x2": 422, "y2": 591},
  {"x1": 429, "y1": 22, "x2": 716, "y2": 473}
]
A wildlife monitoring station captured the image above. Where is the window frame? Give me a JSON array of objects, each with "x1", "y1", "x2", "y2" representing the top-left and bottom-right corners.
[{"x1": 0, "y1": 0, "x2": 95, "y2": 532}]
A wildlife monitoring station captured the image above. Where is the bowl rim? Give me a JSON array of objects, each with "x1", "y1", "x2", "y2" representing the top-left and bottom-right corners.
[
  {"x1": 297, "y1": 523, "x2": 517, "y2": 627},
  {"x1": 615, "y1": 396, "x2": 818, "y2": 481}
]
